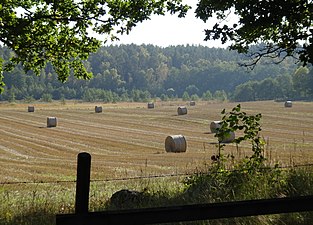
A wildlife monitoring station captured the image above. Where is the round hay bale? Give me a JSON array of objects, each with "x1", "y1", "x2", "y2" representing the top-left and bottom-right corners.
[
  {"x1": 177, "y1": 106, "x2": 187, "y2": 115},
  {"x1": 28, "y1": 106, "x2": 35, "y2": 112},
  {"x1": 47, "y1": 117, "x2": 57, "y2": 127},
  {"x1": 284, "y1": 101, "x2": 292, "y2": 108},
  {"x1": 190, "y1": 101, "x2": 196, "y2": 106},
  {"x1": 95, "y1": 106, "x2": 103, "y2": 113},
  {"x1": 218, "y1": 131, "x2": 235, "y2": 143},
  {"x1": 147, "y1": 102, "x2": 155, "y2": 109},
  {"x1": 210, "y1": 121, "x2": 221, "y2": 133},
  {"x1": 165, "y1": 135, "x2": 187, "y2": 153}
]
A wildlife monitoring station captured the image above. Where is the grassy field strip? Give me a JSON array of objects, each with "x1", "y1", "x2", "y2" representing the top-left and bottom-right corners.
[
  {"x1": 52, "y1": 110, "x2": 212, "y2": 153},
  {"x1": 7, "y1": 108, "x2": 210, "y2": 144},
  {"x1": 0, "y1": 112, "x2": 44, "y2": 127},
  {"x1": 2, "y1": 104, "x2": 212, "y2": 136},
  {"x1": 60, "y1": 115, "x2": 172, "y2": 138},
  {"x1": 262, "y1": 118, "x2": 313, "y2": 131},
  {"x1": 263, "y1": 113, "x2": 313, "y2": 121},
  {"x1": 0, "y1": 112, "x2": 162, "y2": 158},
  {"x1": 0, "y1": 124, "x2": 85, "y2": 158},
  {"x1": 0, "y1": 142, "x2": 32, "y2": 159},
  {"x1": 0, "y1": 161, "x2": 40, "y2": 182},
  {"x1": 0, "y1": 117, "x2": 112, "y2": 181},
  {"x1": 262, "y1": 124, "x2": 313, "y2": 135},
  {"x1": 0, "y1": 115, "x2": 277, "y2": 157},
  {"x1": 0, "y1": 112, "x2": 210, "y2": 181},
  {"x1": 0, "y1": 127, "x2": 74, "y2": 157},
  {"x1": 261, "y1": 129, "x2": 313, "y2": 143},
  {"x1": 0, "y1": 157, "x2": 77, "y2": 182},
  {"x1": 57, "y1": 123, "x2": 165, "y2": 154},
  {"x1": 60, "y1": 118, "x2": 211, "y2": 152},
  {"x1": 0, "y1": 112, "x2": 149, "y2": 156},
  {"x1": 0, "y1": 154, "x2": 75, "y2": 182}
]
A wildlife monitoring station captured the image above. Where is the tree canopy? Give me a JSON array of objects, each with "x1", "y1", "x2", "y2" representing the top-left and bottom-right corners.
[
  {"x1": 0, "y1": 0, "x2": 312, "y2": 93},
  {"x1": 196, "y1": 0, "x2": 313, "y2": 67},
  {"x1": 0, "y1": 0, "x2": 189, "y2": 92},
  {"x1": 1, "y1": 44, "x2": 305, "y2": 103}
]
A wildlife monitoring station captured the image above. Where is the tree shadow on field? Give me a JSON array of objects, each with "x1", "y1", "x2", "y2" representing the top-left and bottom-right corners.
[{"x1": 3, "y1": 210, "x2": 55, "y2": 225}]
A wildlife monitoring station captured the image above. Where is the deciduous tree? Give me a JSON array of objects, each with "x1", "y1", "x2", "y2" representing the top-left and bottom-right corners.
[
  {"x1": 196, "y1": 0, "x2": 313, "y2": 67},
  {"x1": 0, "y1": 0, "x2": 189, "y2": 92}
]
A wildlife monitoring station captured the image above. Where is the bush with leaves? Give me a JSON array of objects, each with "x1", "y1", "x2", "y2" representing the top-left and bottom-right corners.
[
  {"x1": 182, "y1": 91, "x2": 190, "y2": 101},
  {"x1": 202, "y1": 90, "x2": 213, "y2": 101},
  {"x1": 183, "y1": 104, "x2": 286, "y2": 207},
  {"x1": 41, "y1": 93, "x2": 53, "y2": 102},
  {"x1": 215, "y1": 104, "x2": 266, "y2": 172}
]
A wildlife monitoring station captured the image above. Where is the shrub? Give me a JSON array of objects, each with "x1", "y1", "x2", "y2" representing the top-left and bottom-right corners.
[
  {"x1": 202, "y1": 90, "x2": 213, "y2": 101},
  {"x1": 182, "y1": 91, "x2": 190, "y2": 101},
  {"x1": 41, "y1": 93, "x2": 52, "y2": 102}
]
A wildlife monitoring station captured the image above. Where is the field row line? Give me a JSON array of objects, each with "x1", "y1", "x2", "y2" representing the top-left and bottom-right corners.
[{"x1": 2, "y1": 163, "x2": 313, "y2": 186}]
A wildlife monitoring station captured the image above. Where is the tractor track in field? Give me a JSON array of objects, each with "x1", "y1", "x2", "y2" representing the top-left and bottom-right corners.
[
  {"x1": 2, "y1": 101, "x2": 313, "y2": 182},
  {"x1": 1, "y1": 109, "x2": 211, "y2": 155},
  {"x1": 0, "y1": 105, "x2": 211, "y2": 181}
]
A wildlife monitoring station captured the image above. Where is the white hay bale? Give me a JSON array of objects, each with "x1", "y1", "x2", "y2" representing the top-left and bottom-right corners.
[
  {"x1": 165, "y1": 135, "x2": 187, "y2": 153},
  {"x1": 28, "y1": 106, "x2": 35, "y2": 112},
  {"x1": 285, "y1": 101, "x2": 292, "y2": 108},
  {"x1": 95, "y1": 106, "x2": 103, "y2": 113},
  {"x1": 210, "y1": 121, "x2": 222, "y2": 133},
  {"x1": 147, "y1": 102, "x2": 155, "y2": 109},
  {"x1": 177, "y1": 106, "x2": 187, "y2": 115},
  {"x1": 47, "y1": 117, "x2": 57, "y2": 127},
  {"x1": 190, "y1": 101, "x2": 196, "y2": 106},
  {"x1": 218, "y1": 131, "x2": 235, "y2": 143}
]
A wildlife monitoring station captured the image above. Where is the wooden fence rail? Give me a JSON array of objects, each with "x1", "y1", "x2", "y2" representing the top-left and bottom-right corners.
[{"x1": 56, "y1": 152, "x2": 313, "y2": 225}]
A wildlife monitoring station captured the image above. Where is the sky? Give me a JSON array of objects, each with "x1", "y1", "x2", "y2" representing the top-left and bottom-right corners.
[{"x1": 105, "y1": 1, "x2": 229, "y2": 48}]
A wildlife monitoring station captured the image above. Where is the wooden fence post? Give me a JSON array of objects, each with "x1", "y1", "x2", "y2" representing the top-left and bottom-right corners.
[{"x1": 75, "y1": 152, "x2": 91, "y2": 215}]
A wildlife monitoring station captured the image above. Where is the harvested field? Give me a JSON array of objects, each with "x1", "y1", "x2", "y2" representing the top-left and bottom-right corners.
[{"x1": 1, "y1": 100, "x2": 313, "y2": 183}]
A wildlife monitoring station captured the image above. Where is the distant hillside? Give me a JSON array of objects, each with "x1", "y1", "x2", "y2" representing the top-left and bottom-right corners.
[{"x1": 0, "y1": 44, "x2": 308, "y2": 102}]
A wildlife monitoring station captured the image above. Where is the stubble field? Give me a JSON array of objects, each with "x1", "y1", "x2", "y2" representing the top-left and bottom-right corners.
[{"x1": 1, "y1": 100, "x2": 313, "y2": 184}]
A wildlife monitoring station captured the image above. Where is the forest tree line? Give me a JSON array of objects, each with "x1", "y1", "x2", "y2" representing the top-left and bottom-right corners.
[{"x1": 0, "y1": 44, "x2": 312, "y2": 103}]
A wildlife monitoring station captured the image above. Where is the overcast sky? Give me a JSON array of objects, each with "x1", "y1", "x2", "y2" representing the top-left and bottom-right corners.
[{"x1": 106, "y1": 1, "x2": 230, "y2": 48}]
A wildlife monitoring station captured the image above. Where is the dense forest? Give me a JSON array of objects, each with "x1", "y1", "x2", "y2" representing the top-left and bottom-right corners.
[{"x1": 0, "y1": 44, "x2": 312, "y2": 102}]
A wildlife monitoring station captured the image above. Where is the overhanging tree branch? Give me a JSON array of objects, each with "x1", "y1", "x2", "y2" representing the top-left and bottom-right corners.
[{"x1": 196, "y1": 0, "x2": 313, "y2": 67}]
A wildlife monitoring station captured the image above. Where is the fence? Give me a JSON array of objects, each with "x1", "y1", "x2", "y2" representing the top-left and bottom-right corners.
[{"x1": 56, "y1": 152, "x2": 313, "y2": 225}]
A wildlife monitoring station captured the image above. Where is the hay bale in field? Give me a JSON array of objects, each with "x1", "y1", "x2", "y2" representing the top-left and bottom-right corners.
[
  {"x1": 28, "y1": 106, "x2": 35, "y2": 112},
  {"x1": 147, "y1": 102, "x2": 155, "y2": 109},
  {"x1": 218, "y1": 131, "x2": 235, "y2": 143},
  {"x1": 177, "y1": 106, "x2": 187, "y2": 115},
  {"x1": 95, "y1": 106, "x2": 103, "y2": 113},
  {"x1": 189, "y1": 101, "x2": 196, "y2": 106},
  {"x1": 47, "y1": 117, "x2": 57, "y2": 127},
  {"x1": 210, "y1": 121, "x2": 221, "y2": 133},
  {"x1": 165, "y1": 135, "x2": 187, "y2": 153},
  {"x1": 285, "y1": 101, "x2": 292, "y2": 108}
]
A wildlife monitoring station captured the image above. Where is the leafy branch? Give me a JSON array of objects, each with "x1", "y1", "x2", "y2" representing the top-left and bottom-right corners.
[{"x1": 214, "y1": 104, "x2": 266, "y2": 172}]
